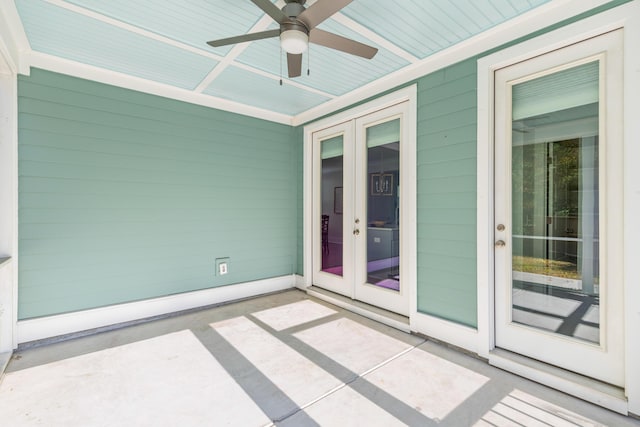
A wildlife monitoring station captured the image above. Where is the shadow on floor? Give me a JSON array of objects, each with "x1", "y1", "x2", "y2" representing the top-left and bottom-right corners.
[{"x1": 1, "y1": 289, "x2": 636, "y2": 426}]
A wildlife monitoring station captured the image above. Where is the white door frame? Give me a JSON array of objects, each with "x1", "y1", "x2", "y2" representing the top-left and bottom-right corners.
[
  {"x1": 477, "y1": 2, "x2": 640, "y2": 414},
  {"x1": 303, "y1": 85, "x2": 417, "y2": 317}
]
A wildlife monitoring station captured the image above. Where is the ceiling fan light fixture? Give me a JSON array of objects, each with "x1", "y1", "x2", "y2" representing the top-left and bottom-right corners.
[{"x1": 280, "y1": 29, "x2": 308, "y2": 54}]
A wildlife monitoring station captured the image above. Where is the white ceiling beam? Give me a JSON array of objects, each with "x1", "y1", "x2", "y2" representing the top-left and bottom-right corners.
[
  {"x1": 331, "y1": 13, "x2": 419, "y2": 64},
  {"x1": 194, "y1": 13, "x2": 275, "y2": 93}
]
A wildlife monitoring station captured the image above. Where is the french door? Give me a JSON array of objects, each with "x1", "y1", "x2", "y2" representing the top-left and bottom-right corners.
[
  {"x1": 312, "y1": 102, "x2": 410, "y2": 316},
  {"x1": 494, "y1": 31, "x2": 624, "y2": 386}
]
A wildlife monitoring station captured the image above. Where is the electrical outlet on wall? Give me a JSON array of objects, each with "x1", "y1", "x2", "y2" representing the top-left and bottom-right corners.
[{"x1": 215, "y1": 257, "x2": 230, "y2": 276}]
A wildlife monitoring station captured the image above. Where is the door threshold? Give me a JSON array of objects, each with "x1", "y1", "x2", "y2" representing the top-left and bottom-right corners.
[
  {"x1": 489, "y1": 348, "x2": 627, "y2": 415},
  {"x1": 306, "y1": 286, "x2": 410, "y2": 333}
]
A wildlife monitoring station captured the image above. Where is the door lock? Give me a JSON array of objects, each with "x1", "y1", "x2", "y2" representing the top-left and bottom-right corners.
[
  {"x1": 497, "y1": 224, "x2": 505, "y2": 231},
  {"x1": 353, "y1": 229, "x2": 360, "y2": 236}
]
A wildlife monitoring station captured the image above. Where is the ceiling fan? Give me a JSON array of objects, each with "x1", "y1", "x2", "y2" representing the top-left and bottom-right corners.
[{"x1": 206, "y1": 0, "x2": 378, "y2": 78}]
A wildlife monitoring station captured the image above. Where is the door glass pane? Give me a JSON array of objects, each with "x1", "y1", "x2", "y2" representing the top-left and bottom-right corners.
[
  {"x1": 511, "y1": 62, "x2": 600, "y2": 344},
  {"x1": 321, "y1": 136, "x2": 343, "y2": 276},
  {"x1": 366, "y1": 119, "x2": 400, "y2": 291}
]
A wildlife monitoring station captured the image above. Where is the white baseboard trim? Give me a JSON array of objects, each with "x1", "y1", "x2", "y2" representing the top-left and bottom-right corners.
[
  {"x1": 489, "y1": 348, "x2": 628, "y2": 415},
  {"x1": 410, "y1": 312, "x2": 479, "y2": 355},
  {"x1": 17, "y1": 275, "x2": 296, "y2": 344}
]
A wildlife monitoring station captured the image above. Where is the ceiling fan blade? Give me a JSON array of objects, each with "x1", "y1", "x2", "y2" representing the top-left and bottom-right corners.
[
  {"x1": 287, "y1": 53, "x2": 302, "y2": 78},
  {"x1": 309, "y1": 29, "x2": 378, "y2": 59},
  {"x1": 298, "y1": 0, "x2": 352, "y2": 29},
  {"x1": 207, "y1": 29, "x2": 280, "y2": 48},
  {"x1": 250, "y1": 0, "x2": 290, "y2": 24}
]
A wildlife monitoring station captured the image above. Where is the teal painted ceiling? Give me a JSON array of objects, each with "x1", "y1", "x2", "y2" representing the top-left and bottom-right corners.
[{"x1": 12, "y1": 0, "x2": 551, "y2": 119}]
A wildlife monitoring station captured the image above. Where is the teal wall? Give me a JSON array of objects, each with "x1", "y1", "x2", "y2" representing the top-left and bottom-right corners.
[
  {"x1": 416, "y1": 58, "x2": 478, "y2": 326},
  {"x1": 18, "y1": 69, "x2": 298, "y2": 319}
]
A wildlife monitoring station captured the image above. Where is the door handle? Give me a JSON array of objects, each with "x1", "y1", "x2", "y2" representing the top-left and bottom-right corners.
[
  {"x1": 353, "y1": 229, "x2": 360, "y2": 236},
  {"x1": 495, "y1": 240, "x2": 506, "y2": 247}
]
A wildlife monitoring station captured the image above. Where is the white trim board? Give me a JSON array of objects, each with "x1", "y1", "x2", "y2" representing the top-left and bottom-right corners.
[
  {"x1": 477, "y1": 0, "x2": 640, "y2": 414},
  {"x1": 17, "y1": 275, "x2": 296, "y2": 344}
]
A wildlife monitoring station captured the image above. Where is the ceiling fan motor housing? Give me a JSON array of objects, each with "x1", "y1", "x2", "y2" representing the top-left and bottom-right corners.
[{"x1": 282, "y1": 1, "x2": 306, "y2": 21}]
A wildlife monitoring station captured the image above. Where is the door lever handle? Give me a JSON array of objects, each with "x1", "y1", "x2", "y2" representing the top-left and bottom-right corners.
[{"x1": 495, "y1": 240, "x2": 506, "y2": 247}]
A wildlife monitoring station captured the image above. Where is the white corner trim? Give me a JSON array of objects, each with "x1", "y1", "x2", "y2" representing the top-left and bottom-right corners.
[
  {"x1": 26, "y1": 52, "x2": 294, "y2": 125},
  {"x1": 17, "y1": 275, "x2": 296, "y2": 344},
  {"x1": 0, "y1": 72, "x2": 18, "y2": 352},
  {"x1": 410, "y1": 312, "x2": 479, "y2": 355}
]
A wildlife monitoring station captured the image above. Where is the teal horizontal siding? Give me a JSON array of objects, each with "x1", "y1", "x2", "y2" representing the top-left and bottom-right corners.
[
  {"x1": 416, "y1": 58, "x2": 478, "y2": 327},
  {"x1": 18, "y1": 69, "x2": 297, "y2": 319}
]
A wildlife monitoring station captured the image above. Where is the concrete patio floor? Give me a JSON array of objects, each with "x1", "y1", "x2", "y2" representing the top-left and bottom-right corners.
[{"x1": 0, "y1": 289, "x2": 637, "y2": 426}]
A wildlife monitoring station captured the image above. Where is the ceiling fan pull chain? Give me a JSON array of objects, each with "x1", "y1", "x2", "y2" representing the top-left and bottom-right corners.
[
  {"x1": 280, "y1": 46, "x2": 283, "y2": 86},
  {"x1": 307, "y1": 48, "x2": 310, "y2": 76}
]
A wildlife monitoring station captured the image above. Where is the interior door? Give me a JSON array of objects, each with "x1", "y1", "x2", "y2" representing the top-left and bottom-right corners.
[
  {"x1": 312, "y1": 121, "x2": 354, "y2": 296},
  {"x1": 494, "y1": 31, "x2": 624, "y2": 386},
  {"x1": 312, "y1": 102, "x2": 410, "y2": 316},
  {"x1": 353, "y1": 104, "x2": 408, "y2": 315}
]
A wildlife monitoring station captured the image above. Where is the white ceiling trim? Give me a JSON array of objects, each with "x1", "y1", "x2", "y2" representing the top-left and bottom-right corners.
[
  {"x1": 27, "y1": 51, "x2": 293, "y2": 125},
  {"x1": 44, "y1": 0, "x2": 226, "y2": 62},
  {"x1": 331, "y1": 13, "x2": 419, "y2": 64},
  {"x1": 292, "y1": 0, "x2": 618, "y2": 125}
]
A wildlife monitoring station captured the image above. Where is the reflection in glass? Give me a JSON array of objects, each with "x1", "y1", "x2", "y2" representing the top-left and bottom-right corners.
[
  {"x1": 511, "y1": 61, "x2": 600, "y2": 344},
  {"x1": 366, "y1": 119, "x2": 400, "y2": 291},
  {"x1": 321, "y1": 136, "x2": 343, "y2": 276}
]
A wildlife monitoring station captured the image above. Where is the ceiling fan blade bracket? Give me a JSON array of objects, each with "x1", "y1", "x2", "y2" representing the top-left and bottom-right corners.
[{"x1": 250, "y1": 0, "x2": 290, "y2": 24}]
